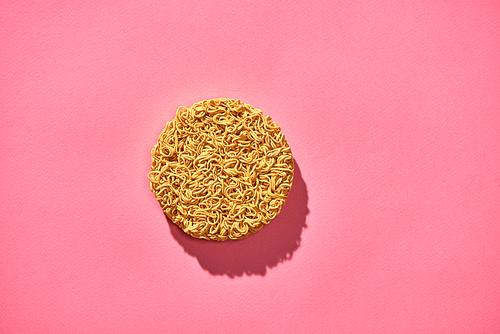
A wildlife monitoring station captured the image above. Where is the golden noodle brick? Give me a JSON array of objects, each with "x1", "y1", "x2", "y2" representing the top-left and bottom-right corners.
[{"x1": 148, "y1": 98, "x2": 294, "y2": 241}]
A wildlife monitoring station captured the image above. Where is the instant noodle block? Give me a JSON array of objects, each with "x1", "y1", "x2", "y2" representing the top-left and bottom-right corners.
[{"x1": 149, "y1": 98, "x2": 294, "y2": 241}]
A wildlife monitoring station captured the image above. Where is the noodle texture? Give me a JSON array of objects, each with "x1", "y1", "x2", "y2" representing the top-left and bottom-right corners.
[{"x1": 148, "y1": 98, "x2": 294, "y2": 241}]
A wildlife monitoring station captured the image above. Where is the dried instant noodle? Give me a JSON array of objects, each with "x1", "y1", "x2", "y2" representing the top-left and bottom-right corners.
[{"x1": 148, "y1": 98, "x2": 294, "y2": 241}]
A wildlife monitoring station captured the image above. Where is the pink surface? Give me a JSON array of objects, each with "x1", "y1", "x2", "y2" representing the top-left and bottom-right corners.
[{"x1": 1, "y1": 1, "x2": 500, "y2": 333}]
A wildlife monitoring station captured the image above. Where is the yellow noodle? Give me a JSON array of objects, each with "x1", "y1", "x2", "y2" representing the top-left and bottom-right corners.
[{"x1": 148, "y1": 98, "x2": 294, "y2": 241}]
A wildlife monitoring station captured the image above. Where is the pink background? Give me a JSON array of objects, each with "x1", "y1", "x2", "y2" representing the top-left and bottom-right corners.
[{"x1": 1, "y1": 1, "x2": 500, "y2": 333}]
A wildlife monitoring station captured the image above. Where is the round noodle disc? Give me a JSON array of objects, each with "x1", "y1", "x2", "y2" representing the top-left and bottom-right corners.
[{"x1": 148, "y1": 98, "x2": 294, "y2": 241}]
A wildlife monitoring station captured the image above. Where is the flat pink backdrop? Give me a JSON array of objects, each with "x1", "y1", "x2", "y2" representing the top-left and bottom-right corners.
[{"x1": 1, "y1": 1, "x2": 500, "y2": 333}]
